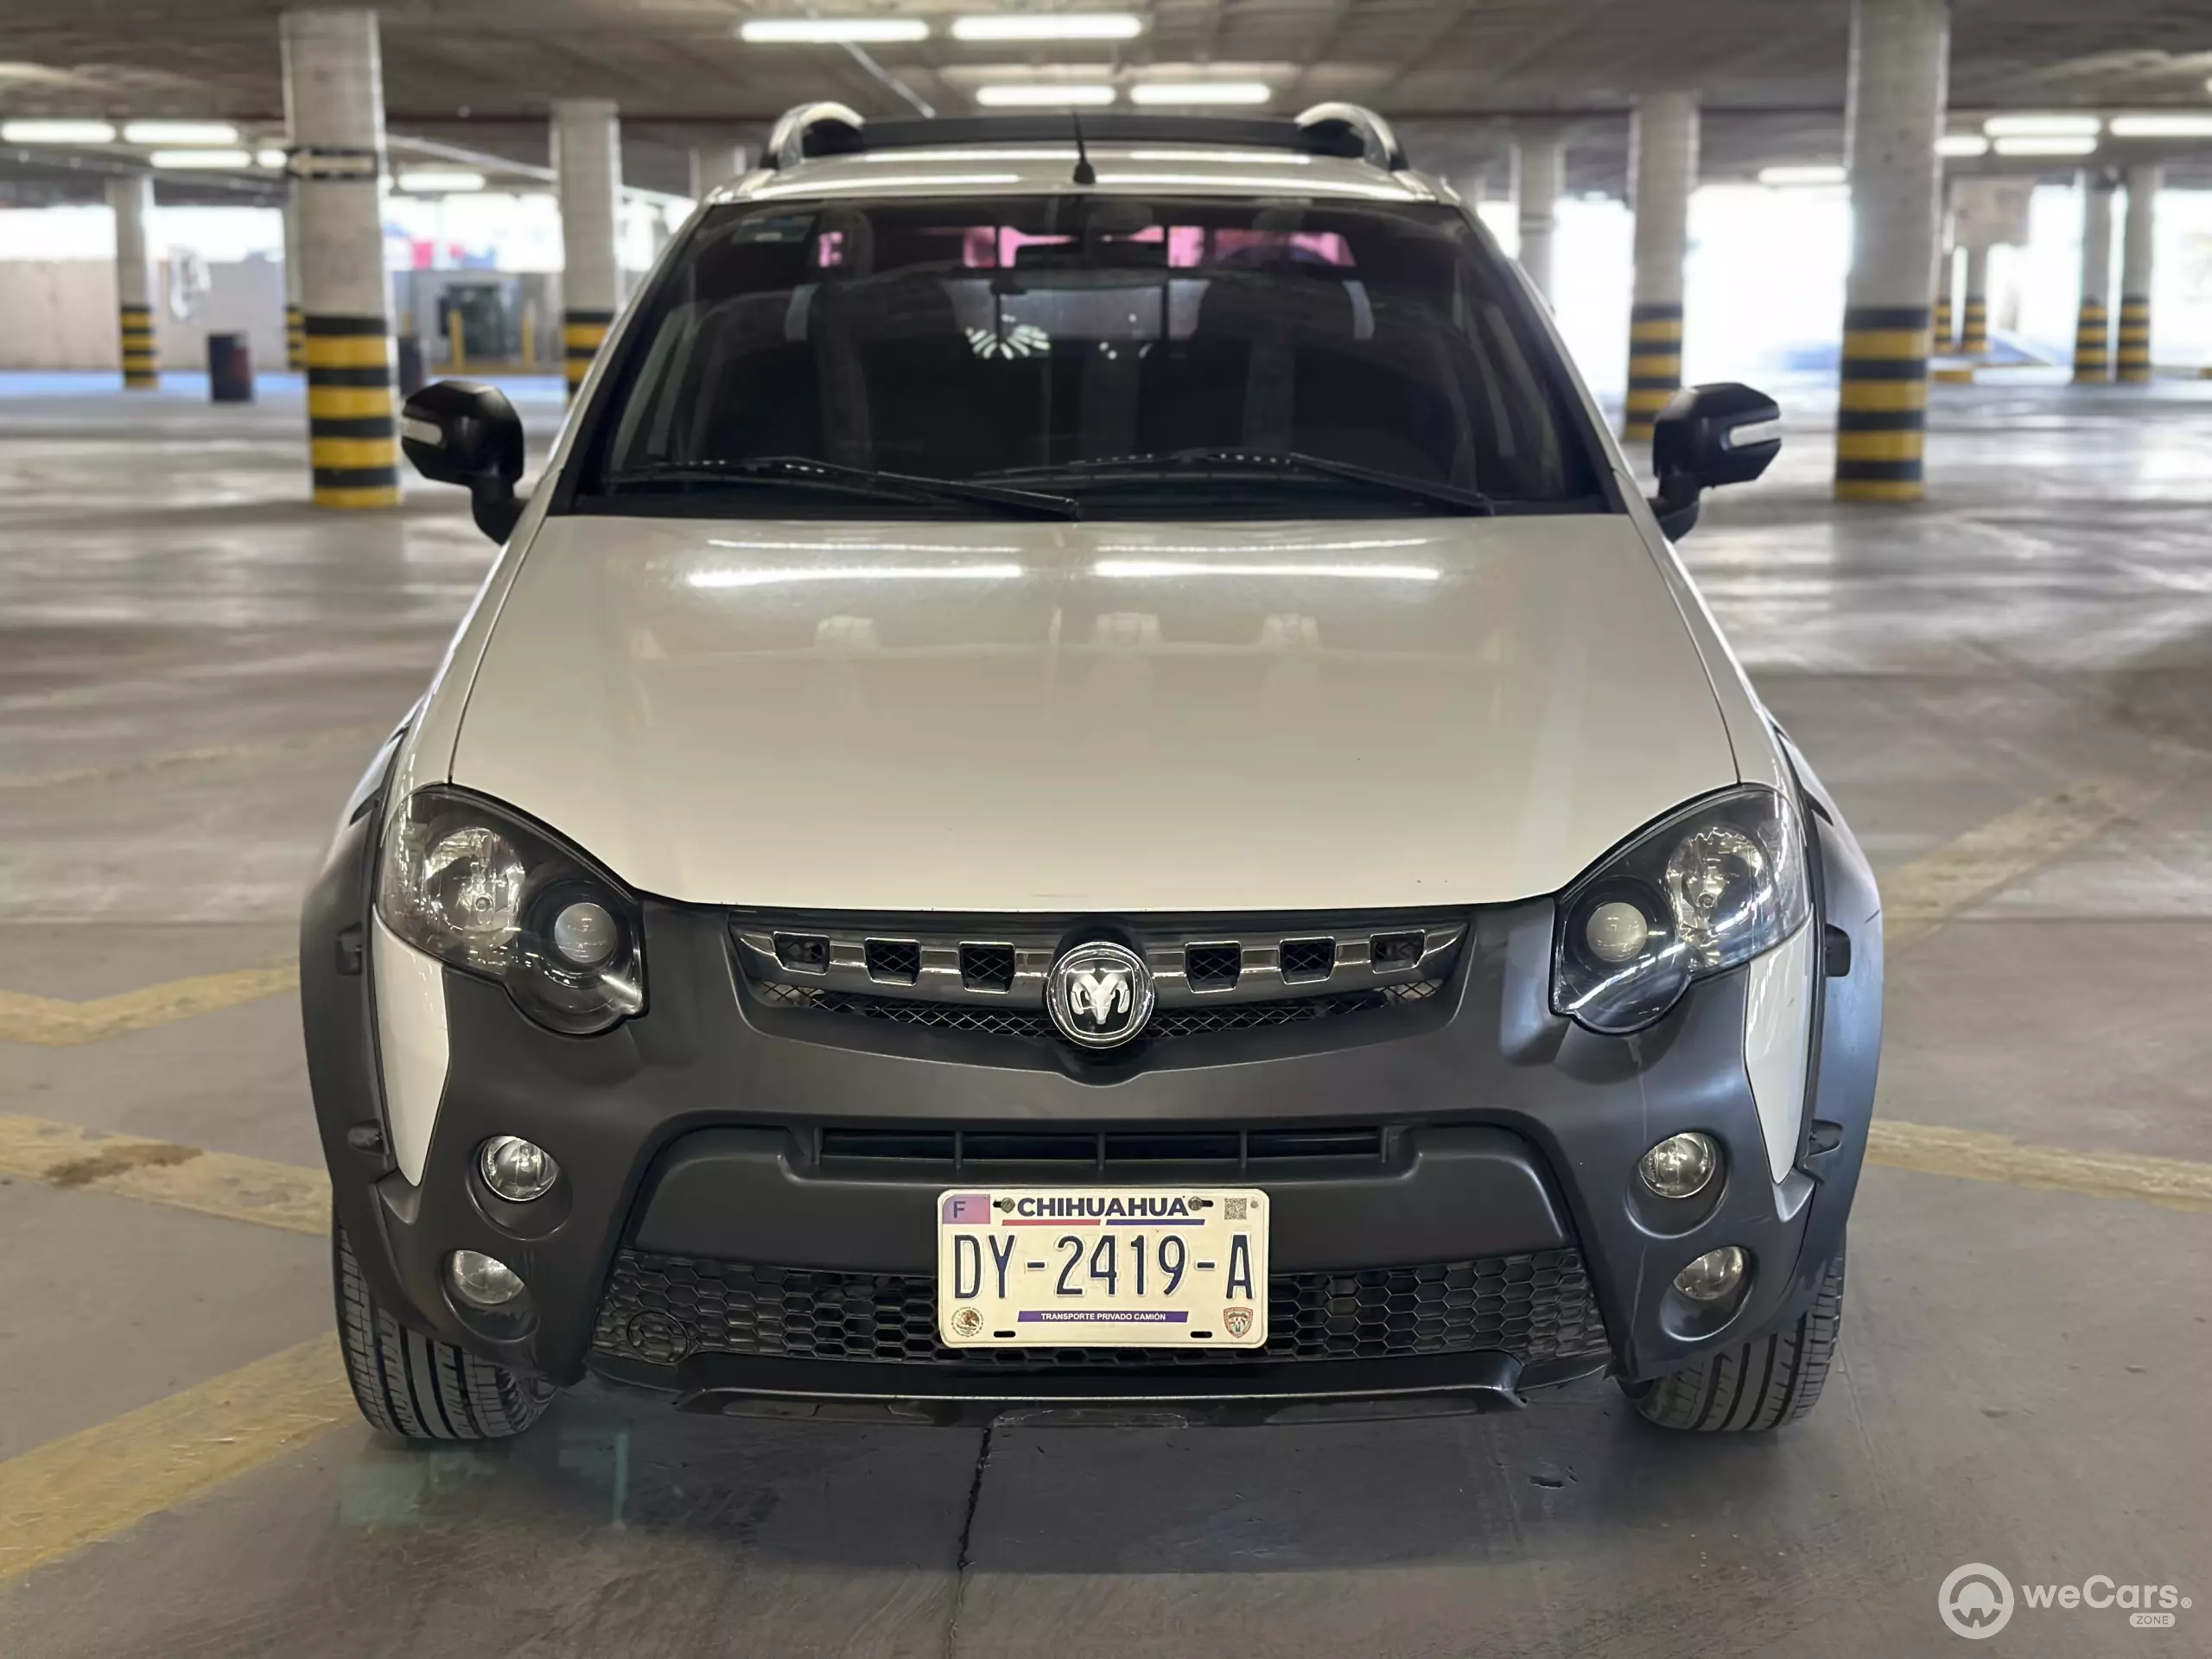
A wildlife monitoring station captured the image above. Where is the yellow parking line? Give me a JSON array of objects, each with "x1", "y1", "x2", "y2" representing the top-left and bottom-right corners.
[
  {"x1": 1866, "y1": 1121, "x2": 2212, "y2": 1214},
  {"x1": 0, "y1": 1337, "x2": 353, "y2": 1586},
  {"x1": 0, "y1": 1114, "x2": 327, "y2": 1234},
  {"x1": 1881, "y1": 777, "x2": 2166, "y2": 950},
  {"x1": 0, "y1": 963, "x2": 299, "y2": 1046}
]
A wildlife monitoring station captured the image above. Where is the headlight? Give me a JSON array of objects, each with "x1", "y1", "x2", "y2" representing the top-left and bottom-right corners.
[
  {"x1": 1552, "y1": 785, "x2": 1808, "y2": 1034},
  {"x1": 377, "y1": 786, "x2": 645, "y2": 1034}
]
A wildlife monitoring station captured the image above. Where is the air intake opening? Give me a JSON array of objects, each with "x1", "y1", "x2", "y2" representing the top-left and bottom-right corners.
[
  {"x1": 1280, "y1": 937, "x2": 1336, "y2": 982},
  {"x1": 959, "y1": 942, "x2": 1016, "y2": 992},
  {"x1": 863, "y1": 939, "x2": 921, "y2": 984},
  {"x1": 1370, "y1": 931, "x2": 1425, "y2": 971},
  {"x1": 1185, "y1": 943, "x2": 1242, "y2": 990},
  {"x1": 774, "y1": 932, "x2": 830, "y2": 973}
]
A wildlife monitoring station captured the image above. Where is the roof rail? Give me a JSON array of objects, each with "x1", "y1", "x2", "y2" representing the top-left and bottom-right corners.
[
  {"x1": 1294, "y1": 103, "x2": 1408, "y2": 171},
  {"x1": 765, "y1": 101, "x2": 865, "y2": 170}
]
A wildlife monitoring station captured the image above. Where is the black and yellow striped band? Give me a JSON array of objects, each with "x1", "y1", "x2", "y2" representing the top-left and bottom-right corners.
[
  {"x1": 119, "y1": 303, "x2": 157, "y2": 385},
  {"x1": 2116, "y1": 294, "x2": 2151, "y2": 381},
  {"x1": 1623, "y1": 302, "x2": 1683, "y2": 440},
  {"x1": 1835, "y1": 304, "x2": 1929, "y2": 501},
  {"x1": 2072, "y1": 299, "x2": 2109, "y2": 379},
  {"x1": 303, "y1": 315, "x2": 399, "y2": 507},
  {"x1": 286, "y1": 305, "x2": 306, "y2": 369},
  {"x1": 563, "y1": 308, "x2": 615, "y2": 392}
]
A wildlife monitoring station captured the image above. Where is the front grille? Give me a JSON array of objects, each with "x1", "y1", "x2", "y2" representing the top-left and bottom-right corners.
[
  {"x1": 594, "y1": 1249, "x2": 1611, "y2": 1371},
  {"x1": 817, "y1": 1123, "x2": 1388, "y2": 1169},
  {"x1": 1184, "y1": 943, "x2": 1242, "y2": 990},
  {"x1": 752, "y1": 977, "x2": 1445, "y2": 1041},
  {"x1": 959, "y1": 943, "x2": 1016, "y2": 992},
  {"x1": 863, "y1": 939, "x2": 921, "y2": 984}
]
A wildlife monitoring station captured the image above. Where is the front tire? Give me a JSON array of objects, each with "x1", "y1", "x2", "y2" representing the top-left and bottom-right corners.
[
  {"x1": 1626, "y1": 1249, "x2": 1845, "y2": 1433},
  {"x1": 334, "y1": 1220, "x2": 556, "y2": 1442}
]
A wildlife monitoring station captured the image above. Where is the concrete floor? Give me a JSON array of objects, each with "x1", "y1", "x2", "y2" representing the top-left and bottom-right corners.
[{"x1": 2, "y1": 371, "x2": 2209, "y2": 1657}]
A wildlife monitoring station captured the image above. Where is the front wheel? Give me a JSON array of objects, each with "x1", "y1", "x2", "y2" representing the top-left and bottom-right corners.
[
  {"x1": 1624, "y1": 1249, "x2": 1845, "y2": 1433},
  {"x1": 334, "y1": 1219, "x2": 556, "y2": 1442}
]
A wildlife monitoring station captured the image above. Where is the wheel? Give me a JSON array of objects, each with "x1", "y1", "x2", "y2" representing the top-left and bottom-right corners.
[
  {"x1": 333, "y1": 1219, "x2": 556, "y2": 1442},
  {"x1": 1625, "y1": 1249, "x2": 1845, "y2": 1433}
]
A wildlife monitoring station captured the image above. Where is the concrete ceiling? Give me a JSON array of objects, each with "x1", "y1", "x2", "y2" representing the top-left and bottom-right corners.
[{"x1": 3, "y1": 1, "x2": 2211, "y2": 197}]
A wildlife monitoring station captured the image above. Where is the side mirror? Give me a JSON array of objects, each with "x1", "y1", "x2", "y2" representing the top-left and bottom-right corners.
[
  {"x1": 399, "y1": 379, "x2": 525, "y2": 543},
  {"x1": 1646, "y1": 382, "x2": 1782, "y2": 540}
]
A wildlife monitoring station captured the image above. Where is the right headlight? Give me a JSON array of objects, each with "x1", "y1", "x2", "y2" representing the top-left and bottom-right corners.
[
  {"x1": 376, "y1": 786, "x2": 645, "y2": 1035},
  {"x1": 1551, "y1": 785, "x2": 1808, "y2": 1034}
]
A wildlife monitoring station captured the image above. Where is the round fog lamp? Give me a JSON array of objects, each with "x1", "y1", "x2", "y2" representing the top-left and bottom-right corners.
[
  {"x1": 1584, "y1": 899, "x2": 1653, "y2": 964},
  {"x1": 478, "y1": 1135, "x2": 559, "y2": 1202},
  {"x1": 550, "y1": 899, "x2": 619, "y2": 969},
  {"x1": 446, "y1": 1249, "x2": 526, "y2": 1308},
  {"x1": 1638, "y1": 1131, "x2": 1719, "y2": 1199},
  {"x1": 1673, "y1": 1245, "x2": 1747, "y2": 1304}
]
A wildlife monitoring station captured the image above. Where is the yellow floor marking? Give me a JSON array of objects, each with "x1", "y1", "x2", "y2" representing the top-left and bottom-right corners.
[
  {"x1": 0, "y1": 1337, "x2": 353, "y2": 1587},
  {"x1": 0, "y1": 724, "x2": 385, "y2": 793},
  {"x1": 0, "y1": 963, "x2": 298, "y2": 1046},
  {"x1": 1880, "y1": 777, "x2": 2167, "y2": 950},
  {"x1": 0, "y1": 1114, "x2": 327, "y2": 1235},
  {"x1": 1866, "y1": 1120, "x2": 2212, "y2": 1214}
]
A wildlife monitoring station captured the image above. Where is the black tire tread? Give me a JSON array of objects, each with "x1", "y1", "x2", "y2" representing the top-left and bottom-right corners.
[
  {"x1": 1631, "y1": 1250, "x2": 1845, "y2": 1433},
  {"x1": 333, "y1": 1220, "x2": 553, "y2": 1442}
]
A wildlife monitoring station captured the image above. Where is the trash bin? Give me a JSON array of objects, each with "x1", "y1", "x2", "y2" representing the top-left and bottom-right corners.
[
  {"x1": 207, "y1": 333, "x2": 253, "y2": 403},
  {"x1": 396, "y1": 334, "x2": 427, "y2": 397}
]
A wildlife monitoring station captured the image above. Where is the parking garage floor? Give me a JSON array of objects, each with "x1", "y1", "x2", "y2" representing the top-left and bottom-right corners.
[{"x1": 1, "y1": 372, "x2": 2208, "y2": 1658}]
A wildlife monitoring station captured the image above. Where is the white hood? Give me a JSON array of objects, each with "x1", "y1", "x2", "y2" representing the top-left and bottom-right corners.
[{"x1": 448, "y1": 513, "x2": 1738, "y2": 912}]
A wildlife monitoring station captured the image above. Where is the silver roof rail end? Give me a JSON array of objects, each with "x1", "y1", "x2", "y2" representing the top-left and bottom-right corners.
[
  {"x1": 1295, "y1": 102, "x2": 1408, "y2": 172},
  {"x1": 766, "y1": 102, "x2": 866, "y2": 171}
]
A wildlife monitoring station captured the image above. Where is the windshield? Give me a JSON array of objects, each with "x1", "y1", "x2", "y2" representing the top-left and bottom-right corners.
[{"x1": 571, "y1": 192, "x2": 1605, "y2": 519}]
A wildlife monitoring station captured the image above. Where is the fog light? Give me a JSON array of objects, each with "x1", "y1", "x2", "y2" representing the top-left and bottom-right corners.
[
  {"x1": 446, "y1": 1249, "x2": 526, "y2": 1307},
  {"x1": 478, "y1": 1135, "x2": 559, "y2": 1202},
  {"x1": 1638, "y1": 1131, "x2": 1719, "y2": 1199},
  {"x1": 550, "y1": 899, "x2": 618, "y2": 969},
  {"x1": 1673, "y1": 1246, "x2": 1747, "y2": 1304}
]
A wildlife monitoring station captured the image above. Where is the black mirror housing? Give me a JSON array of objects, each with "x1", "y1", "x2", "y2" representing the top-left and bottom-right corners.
[
  {"x1": 1647, "y1": 382, "x2": 1782, "y2": 540},
  {"x1": 399, "y1": 379, "x2": 525, "y2": 542}
]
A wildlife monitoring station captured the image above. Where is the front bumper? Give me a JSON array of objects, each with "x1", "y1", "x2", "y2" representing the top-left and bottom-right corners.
[{"x1": 301, "y1": 786, "x2": 1883, "y2": 1422}]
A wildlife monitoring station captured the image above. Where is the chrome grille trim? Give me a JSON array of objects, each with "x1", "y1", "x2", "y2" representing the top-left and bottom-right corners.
[{"x1": 731, "y1": 916, "x2": 1466, "y2": 1009}]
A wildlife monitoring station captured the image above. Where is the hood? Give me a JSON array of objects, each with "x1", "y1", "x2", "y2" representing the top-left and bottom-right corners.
[{"x1": 449, "y1": 512, "x2": 1738, "y2": 912}]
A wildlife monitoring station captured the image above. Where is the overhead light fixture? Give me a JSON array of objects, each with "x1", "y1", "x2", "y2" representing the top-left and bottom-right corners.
[
  {"x1": 2108, "y1": 114, "x2": 2212, "y2": 138},
  {"x1": 1129, "y1": 80, "x2": 1273, "y2": 105},
  {"x1": 124, "y1": 119, "x2": 241, "y2": 145},
  {"x1": 1757, "y1": 164, "x2": 1847, "y2": 186},
  {"x1": 740, "y1": 17, "x2": 930, "y2": 42},
  {"x1": 1993, "y1": 135, "x2": 2099, "y2": 156},
  {"x1": 975, "y1": 82, "x2": 1116, "y2": 107},
  {"x1": 149, "y1": 148, "x2": 253, "y2": 168},
  {"x1": 397, "y1": 168, "x2": 486, "y2": 192},
  {"x1": 951, "y1": 12, "x2": 1143, "y2": 40},
  {"x1": 255, "y1": 147, "x2": 288, "y2": 168},
  {"x1": 1937, "y1": 134, "x2": 1991, "y2": 157},
  {"x1": 1, "y1": 118, "x2": 117, "y2": 143},
  {"x1": 1982, "y1": 113, "x2": 2100, "y2": 137}
]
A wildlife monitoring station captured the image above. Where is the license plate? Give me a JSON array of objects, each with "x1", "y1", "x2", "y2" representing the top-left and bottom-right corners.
[{"x1": 936, "y1": 1187, "x2": 1269, "y2": 1348}]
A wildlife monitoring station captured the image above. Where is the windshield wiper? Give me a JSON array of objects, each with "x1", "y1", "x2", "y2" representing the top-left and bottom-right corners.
[
  {"x1": 600, "y1": 455, "x2": 1082, "y2": 520},
  {"x1": 977, "y1": 448, "x2": 1494, "y2": 515}
]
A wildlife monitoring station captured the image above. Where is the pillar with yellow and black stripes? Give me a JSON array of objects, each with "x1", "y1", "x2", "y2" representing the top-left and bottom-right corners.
[
  {"x1": 1932, "y1": 261, "x2": 1953, "y2": 354},
  {"x1": 2072, "y1": 170, "x2": 2113, "y2": 382},
  {"x1": 1834, "y1": 0, "x2": 1948, "y2": 504},
  {"x1": 553, "y1": 99, "x2": 622, "y2": 401},
  {"x1": 1958, "y1": 244, "x2": 1988, "y2": 354},
  {"x1": 2116, "y1": 162, "x2": 2158, "y2": 385},
  {"x1": 1624, "y1": 91, "x2": 1697, "y2": 445},
  {"x1": 282, "y1": 8, "x2": 400, "y2": 509},
  {"x1": 108, "y1": 175, "x2": 159, "y2": 391},
  {"x1": 281, "y1": 179, "x2": 306, "y2": 371}
]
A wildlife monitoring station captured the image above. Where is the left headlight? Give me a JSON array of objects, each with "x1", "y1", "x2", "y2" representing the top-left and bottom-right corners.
[
  {"x1": 1551, "y1": 785, "x2": 1808, "y2": 1034},
  {"x1": 376, "y1": 786, "x2": 645, "y2": 1035}
]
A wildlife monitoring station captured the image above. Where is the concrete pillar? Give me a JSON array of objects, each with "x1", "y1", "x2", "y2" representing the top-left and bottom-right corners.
[
  {"x1": 555, "y1": 98, "x2": 622, "y2": 400},
  {"x1": 1513, "y1": 130, "x2": 1563, "y2": 305},
  {"x1": 1959, "y1": 242, "x2": 1989, "y2": 353},
  {"x1": 282, "y1": 9, "x2": 399, "y2": 510},
  {"x1": 1834, "y1": 0, "x2": 1948, "y2": 504},
  {"x1": 281, "y1": 181, "x2": 305, "y2": 370},
  {"x1": 108, "y1": 175, "x2": 158, "y2": 390},
  {"x1": 2117, "y1": 162, "x2": 2158, "y2": 384},
  {"x1": 2073, "y1": 171, "x2": 2114, "y2": 383},
  {"x1": 1624, "y1": 92, "x2": 1697, "y2": 443},
  {"x1": 689, "y1": 145, "x2": 748, "y2": 202}
]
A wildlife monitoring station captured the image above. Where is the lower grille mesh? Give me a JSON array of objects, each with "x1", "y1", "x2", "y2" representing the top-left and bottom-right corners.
[{"x1": 594, "y1": 1249, "x2": 1611, "y2": 1371}]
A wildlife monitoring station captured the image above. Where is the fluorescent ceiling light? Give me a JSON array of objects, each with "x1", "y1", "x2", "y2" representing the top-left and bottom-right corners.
[
  {"x1": 1130, "y1": 80, "x2": 1273, "y2": 105},
  {"x1": 1993, "y1": 135, "x2": 2099, "y2": 156},
  {"x1": 1, "y1": 118, "x2": 117, "y2": 143},
  {"x1": 976, "y1": 82, "x2": 1116, "y2": 106},
  {"x1": 951, "y1": 12, "x2": 1142, "y2": 40},
  {"x1": 255, "y1": 147, "x2": 287, "y2": 168},
  {"x1": 1758, "y1": 164, "x2": 1846, "y2": 186},
  {"x1": 2108, "y1": 114, "x2": 2212, "y2": 138},
  {"x1": 149, "y1": 148, "x2": 252, "y2": 168},
  {"x1": 397, "y1": 168, "x2": 486, "y2": 192},
  {"x1": 124, "y1": 119, "x2": 240, "y2": 145},
  {"x1": 1982, "y1": 113, "x2": 2100, "y2": 137},
  {"x1": 740, "y1": 17, "x2": 929, "y2": 42},
  {"x1": 1937, "y1": 133, "x2": 1991, "y2": 157}
]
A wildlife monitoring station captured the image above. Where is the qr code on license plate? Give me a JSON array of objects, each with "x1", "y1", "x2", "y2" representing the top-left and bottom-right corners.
[{"x1": 1224, "y1": 1198, "x2": 1248, "y2": 1220}]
